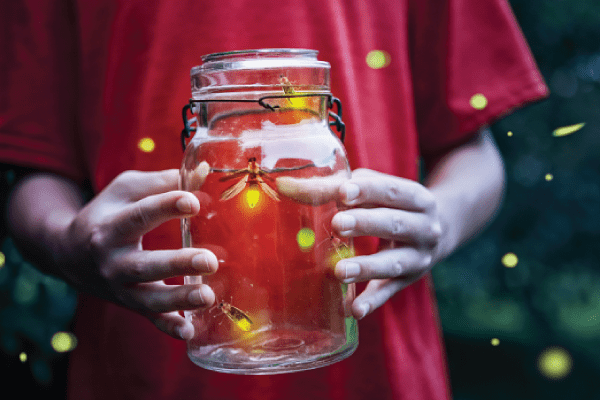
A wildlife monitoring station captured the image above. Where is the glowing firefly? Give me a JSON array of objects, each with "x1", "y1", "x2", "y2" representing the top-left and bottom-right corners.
[
  {"x1": 552, "y1": 123, "x2": 585, "y2": 137},
  {"x1": 217, "y1": 302, "x2": 253, "y2": 332}
]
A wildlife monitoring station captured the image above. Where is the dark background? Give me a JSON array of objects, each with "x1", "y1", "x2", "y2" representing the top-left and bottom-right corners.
[{"x1": 1, "y1": 0, "x2": 599, "y2": 398}]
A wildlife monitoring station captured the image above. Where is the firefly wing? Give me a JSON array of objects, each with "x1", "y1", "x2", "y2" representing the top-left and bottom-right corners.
[
  {"x1": 257, "y1": 176, "x2": 280, "y2": 201},
  {"x1": 220, "y1": 175, "x2": 249, "y2": 201}
]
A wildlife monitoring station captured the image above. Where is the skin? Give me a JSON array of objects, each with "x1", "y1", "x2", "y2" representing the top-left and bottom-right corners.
[{"x1": 6, "y1": 128, "x2": 504, "y2": 340}]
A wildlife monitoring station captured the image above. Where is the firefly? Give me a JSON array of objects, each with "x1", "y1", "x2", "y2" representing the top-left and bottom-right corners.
[{"x1": 217, "y1": 302, "x2": 253, "y2": 332}]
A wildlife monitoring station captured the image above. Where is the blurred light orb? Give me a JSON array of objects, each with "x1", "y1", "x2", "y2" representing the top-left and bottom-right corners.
[
  {"x1": 538, "y1": 347, "x2": 572, "y2": 380},
  {"x1": 469, "y1": 93, "x2": 488, "y2": 110},
  {"x1": 507, "y1": 131, "x2": 513, "y2": 137},
  {"x1": 502, "y1": 252, "x2": 518, "y2": 268},
  {"x1": 0, "y1": 251, "x2": 5, "y2": 268},
  {"x1": 138, "y1": 137, "x2": 156, "y2": 152},
  {"x1": 19, "y1": 352, "x2": 27, "y2": 363},
  {"x1": 491, "y1": 338, "x2": 500, "y2": 346},
  {"x1": 297, "y1": 228, "x2": 316, "y2": 251},
  {"x1": 366, "y1": 50, "x2": 391, "y2": 69},
  {"x1": 51, "y1": 331, "x2": 78, "y2": 353},
  {"x1": 545, "y1": 173, "x2": 554, "y2": 181}
]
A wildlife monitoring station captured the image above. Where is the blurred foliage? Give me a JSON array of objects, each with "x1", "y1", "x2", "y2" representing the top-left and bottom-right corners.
[
  {"x1": 433, "y1": 0, "x2": 600, "y2": 398},
  {"x1": 2, "y1": 0, "x2": 600, "y2": 398}
]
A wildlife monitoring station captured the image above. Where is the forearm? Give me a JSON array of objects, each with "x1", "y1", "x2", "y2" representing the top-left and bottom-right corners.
[
  {"x1": 7, "y1": 173, "x2": 84, "y2": 277},
  {"x1": 424, "y1": 128, "x2": 506, "y2": 262}
]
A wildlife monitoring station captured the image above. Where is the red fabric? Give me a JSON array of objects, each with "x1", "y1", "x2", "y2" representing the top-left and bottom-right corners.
[{"x1": 0, "y1": 0, "x2": 547, "y2": 399}]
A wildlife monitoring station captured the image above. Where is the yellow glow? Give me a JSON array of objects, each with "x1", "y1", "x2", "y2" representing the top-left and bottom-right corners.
[
  {"x1": 235, "y1": 318, "x2": 253, "y2": 332},
  {"x1": 502, "y1": 253, "x2": 518, "y2": 268},
  {"x1": 470, "y1": 94, "x2": 488, "y2": 110},
  {"x1": 545, "y1": 173, "x2": 554, "y2": 181},
  {"x1": 51, "y1": 331, "x2": 78, "y2": 353},
  {"x1": 296, "y1": 228, "x2": 316, "y2": 251},
  {"x1": 19, "y1": 352, "x2": 27, "y2": 363},
  {"x1": 366, "y1": 50, "x2": 391, "y2": 69},
  {"x1": 507, "y1": 131, "x2": 513, "y2": 137},
  {"x1": 0, "y1": 251, "x2": 5, "y2": 268},
  {"x1": 552, "y1": 123, "x2": 585, "y2": 137},
  {"x1": 245, "y1": 188, "x2": 261, "y2": 208},
  {"x1": 329, "y1": 245, "x2": 356, "y2": 267},
  {"x1": 138, "y1": 137, "x2": 156, "y2": 152},
  {"x1": 538, "y1": 347, "x2": 572, "y2": 379},
  {"x1": 491, "y1": 338, "x2": 500, "y2": 346}
]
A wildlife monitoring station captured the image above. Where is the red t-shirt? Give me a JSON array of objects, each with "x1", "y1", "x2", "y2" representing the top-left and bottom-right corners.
[{"x1": 0, "y1": 0, "x2": 547, "y2": 399}]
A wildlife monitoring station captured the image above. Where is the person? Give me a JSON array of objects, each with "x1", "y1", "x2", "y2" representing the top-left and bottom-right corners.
[{"x1": 0, "y1": 0, "x2": 547, "y2": 399}]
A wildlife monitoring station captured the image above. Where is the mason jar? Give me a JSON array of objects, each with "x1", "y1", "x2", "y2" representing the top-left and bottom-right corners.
[{"x1": 180, "y1": 49, "x2": 357, "y2": 374}]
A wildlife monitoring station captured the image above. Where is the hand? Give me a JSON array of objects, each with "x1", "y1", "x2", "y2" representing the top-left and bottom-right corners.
[
  {"x1": 54, "y1": 170, "x2": 217, "y2": 340},
  {"x1": 331, "y1": 169, "x2": 443, "y2": 320}
]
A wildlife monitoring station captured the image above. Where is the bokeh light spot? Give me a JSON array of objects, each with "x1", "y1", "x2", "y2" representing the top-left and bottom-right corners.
[
  {"x1": 545, "y1": 173, "x2": 554, "y2": 181},
  {"x1": 469, "y1": 93, "x2": 488, "y2": 110},
  {"x1": 138, "y1": 137, "x2": 156, "y2": 152},
  {"x1": 19, "y1": 352, "x2": 27, "y2": 363},
  {"x1": 538, "y1": 347, "x2": 572, "y2": 380},
  {"x1": 297, "y1": 228, "x2": 316, "y2": 251},
  {"x1": 507, "y1": 131, "x2": 513, "y2": 137},
  {"x1": 0, "y1": 251, "x2": 5, "y2": 268},
  {"x1": 491, "y1": 338, "x2": 500, "y2": 346},
  {"x1": 502, "y1": 253, "x2": 518, "y2": 268},
  {"x1": 552, "y1": 123, "x2": 585, "y2": 137},
  {"x1": 51, "y1": 331, "x2": 78, "y2": 353},
  {"x1": 366, "y1": 50, "x2": 391, "y2": 69}
]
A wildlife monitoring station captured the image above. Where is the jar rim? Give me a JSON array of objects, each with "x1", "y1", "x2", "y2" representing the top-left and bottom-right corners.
[
  {"x1": 201, "y1": 48, "x2": 318, "y2": 62},
  {"x1": 192, "y1": 48, "x2": 329, "y2": 75}
]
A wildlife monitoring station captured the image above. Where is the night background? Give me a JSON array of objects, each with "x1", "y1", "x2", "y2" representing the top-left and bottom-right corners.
[{"x1": 1, "y1": 0, "x2": 599, "y2": 398}]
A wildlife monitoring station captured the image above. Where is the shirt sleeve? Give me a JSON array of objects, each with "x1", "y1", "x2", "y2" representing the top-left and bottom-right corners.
[
  {"x1": 409, "y1": 0, "x2": 549, "y2": 157},
  {"x1": 0, "y1": 0, "x2": 85, "y2": 182}
]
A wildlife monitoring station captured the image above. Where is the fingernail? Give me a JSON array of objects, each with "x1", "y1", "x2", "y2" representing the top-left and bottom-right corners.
[
  {"x1": 188, "y1": 288, "x2": 204, "y2": 305},
  {"x1": 334, "y1": 213, "x2": 356, "y2": 232},
  {"x1": 356, "y1": 303, "x2": 370, "y2": 319},
  {"x1": 175, "y1": 324, "x2": 193, "y2": 340},
  {"x1": 341, "y1": 262, "x2": 360, "y2": 283},
  {"x1": 176, "y1": 196, "x2": 192, "y2": 213},
  {"x1": 343, "y1": 183, "x2": 360, "y2": 203},
  {"x1": 192, "y1": 252, "x2": 213, "y2": 272}
]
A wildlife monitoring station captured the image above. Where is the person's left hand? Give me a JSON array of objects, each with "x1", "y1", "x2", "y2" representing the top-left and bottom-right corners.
[{"x1": 330, "y1": 168, "x2": 443, "y2": 320}]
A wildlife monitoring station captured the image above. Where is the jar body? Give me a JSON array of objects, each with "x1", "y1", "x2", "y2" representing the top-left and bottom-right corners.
[{"x1": 180, "y1": 50, "x2": 357, "y2": 374}]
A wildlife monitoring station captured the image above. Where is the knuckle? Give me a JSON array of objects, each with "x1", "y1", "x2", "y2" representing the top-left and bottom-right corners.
[
  {"x1": 89, "y1": 226, "x2": 108, "y2": 254},
  {"x1": 390, "y1": 258, "x2": 404, "y2": 276},
  {"x1": 131, "y1": 201, "x2": 150, "y2": 229},
  {"x1": 390, "y1": 216, "x2": 407, "y2": 237},
  {"x1": 384, "y1": 181, "x2": 403, "y2": 204},
  {"x1": 430, "y1": 221, "x2": 443, "y2": 241}
]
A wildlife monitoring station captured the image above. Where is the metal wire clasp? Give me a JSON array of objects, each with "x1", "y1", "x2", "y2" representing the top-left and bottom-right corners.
[{"x1": 181, "y1": 95, "x2": 346, "y2": 150}]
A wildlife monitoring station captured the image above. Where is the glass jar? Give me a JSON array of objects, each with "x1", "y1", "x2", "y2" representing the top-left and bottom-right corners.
[{"x1": 180, "y1": 49, "x2": 357, "y2": 374}]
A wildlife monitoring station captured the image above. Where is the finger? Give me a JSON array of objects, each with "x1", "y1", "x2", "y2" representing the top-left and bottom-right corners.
[
  {"x1": 334, "y1": 247, "x2": 430, "y2": 283},
  {"x1": 113, "y1": 248, "x2": 218, "y2": 282},
  {"x1": 331, "y1": 208, "x2": 442, "y2": 245},
  {"x1": 109, "y1": 169, "x2": 181, "y2": 201},
  {"x1": 351, "y1": 278, "x2": 419, "y2": 319},
  {"x1": 181, "y1": 161, "x2": 210, "y2": 191},
  {"x1": 127, "y1": 281, "x2": 216, "y2": 313},
  {"x1": 340, "y1": 175, "x2": 435, "y2": 211},
  {"x1": 276, "y1": 171, "x2": 347, "y2": 205},
  {"x1": 149, "y1": 311, "x2": 195, "y2": 340},
  {"x1": 110, "y1": 191, "x2": 200, "y2": 243}
]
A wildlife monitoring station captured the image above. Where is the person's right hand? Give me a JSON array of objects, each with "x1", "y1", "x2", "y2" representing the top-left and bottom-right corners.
[{"x1": 54, "y1": 169, "x2": 217, "y2": 340}]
